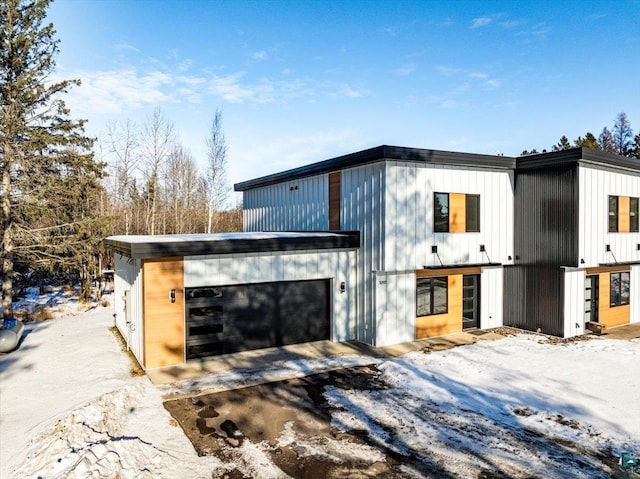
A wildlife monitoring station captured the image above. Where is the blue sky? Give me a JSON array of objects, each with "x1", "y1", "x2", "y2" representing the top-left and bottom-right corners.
[{"x1": 47, "y1": 0, "x2": 640, "y2": 194}]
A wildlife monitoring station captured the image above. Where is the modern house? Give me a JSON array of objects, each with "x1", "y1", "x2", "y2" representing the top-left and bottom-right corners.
[
  {"x1": 106, "y1": 145, "x2": 640, "y2": 369},
  {"x1": 505, "y1": 148, "x2": 640, "y2": 337}
]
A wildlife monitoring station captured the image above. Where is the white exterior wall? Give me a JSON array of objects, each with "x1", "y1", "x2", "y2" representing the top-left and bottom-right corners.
[
  {"x1": 480, "y1": 266, "x2": 503, "y2": 329},
  {"x1": 113, "y1": 254, "x2": 144, "y2": 362},
  {"x1": 340, "y1": 163, "x2": 386, "y2": 344},
  {"x1": 384, "y1": 162, "x2": 514, "y2": 269},
  {"x1": 243, "y1": 174, "x2": 328, "y2": 231},
  {"x1": 563, "y1": 268, "x2": 586, "y2": 338},
  {"x1": 373, "y1": 271, "x2": 416, "y2": 347},
  {"x1": 632, "y1": 265, "x2": 640, "y2": 324},
  {"x1": 183, "y1": 249, "x2": 357, "y2": 341},
  {"x1": 579, "y1": 164, "x2": 640, "y2": 267}
]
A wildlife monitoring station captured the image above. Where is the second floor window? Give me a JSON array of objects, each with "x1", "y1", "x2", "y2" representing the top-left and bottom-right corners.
[
  {"x1": 609, "y1": 195, "x2": 639, "y2": 233},
  {"x1": 434, "y1": 193, "x2": 480, "y2": 233}
]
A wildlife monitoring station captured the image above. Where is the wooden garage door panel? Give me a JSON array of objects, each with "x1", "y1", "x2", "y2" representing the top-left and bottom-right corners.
[{"x1": 143, "y1": 258, "x2": 184, "y2": 368}]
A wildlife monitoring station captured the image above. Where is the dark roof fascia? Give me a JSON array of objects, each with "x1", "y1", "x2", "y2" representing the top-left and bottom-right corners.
[
  {"x1": 104, "y1": 232, "x2": 360, "y2": 259},
  {"x1": 517, "y1": 147, "x2": 640, "y2": 172},
  {"x1": 235, "y1": 145, "x2": 516, "y2": 191}
]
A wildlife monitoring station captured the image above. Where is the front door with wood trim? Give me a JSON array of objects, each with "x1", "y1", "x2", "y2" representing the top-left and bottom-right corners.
[{"x1": 462, "y1": 274, "x2": 480, "y2": 329}]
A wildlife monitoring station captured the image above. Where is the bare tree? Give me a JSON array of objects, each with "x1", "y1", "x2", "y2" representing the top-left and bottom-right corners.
[
  {"x1": 141, "y1": 108, "x2": 174, "y2": 235},
  {"x1": 612, "y1": 111, "x2": 635, "y2": 157},
  {"x1": 103, "y1": 119, "x2": 140, "y2": 234},
  {"x1": 204, "y1": 109, "x2": 229, "y2": 233},
  {"x1": 164, "y1": 145, "x2": 205, "y2": 233}
]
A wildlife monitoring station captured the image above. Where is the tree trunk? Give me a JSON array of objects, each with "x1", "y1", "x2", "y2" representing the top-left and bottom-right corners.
[{"x1": 2, "y1": 157, "x2": 14, "y2": 319}]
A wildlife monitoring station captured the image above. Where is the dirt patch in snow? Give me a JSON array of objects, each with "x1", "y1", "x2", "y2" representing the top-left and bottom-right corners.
[{"x1": 164, "y1": 366, "x2": 440, "y2": 478}]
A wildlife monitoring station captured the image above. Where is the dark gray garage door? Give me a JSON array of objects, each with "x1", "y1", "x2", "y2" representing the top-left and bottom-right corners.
[{"x1": 185, "y1": 279, "x2": 330, "y2": 359}]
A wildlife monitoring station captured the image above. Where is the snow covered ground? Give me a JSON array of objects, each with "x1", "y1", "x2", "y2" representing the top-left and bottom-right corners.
[{"x1": 1, "y1": 293, "x2": 639, "y2": 478}]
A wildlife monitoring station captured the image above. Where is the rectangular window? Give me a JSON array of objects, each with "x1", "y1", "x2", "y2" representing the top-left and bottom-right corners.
[
  {"x1": 610, "y1": 271, "x2": 630, "y2": 307},
  {"x1": 465, "y1": 194, "x2": 480, "y2": 232},
  {"x1": 434, "y1": 193, "x2": 449, "y2": 232},
  {"x1": 416, "y1": 277, "x2": 448, "y2": 316},
  {"x1": 434, "y1": 192, "x2": 480, "y2": 233},
  {"x1": 609, "y1": 196, "x2": 619, "y2": 233},
  {"x1": 631, "y1": 197, "x2": 639, "y2": 232}
]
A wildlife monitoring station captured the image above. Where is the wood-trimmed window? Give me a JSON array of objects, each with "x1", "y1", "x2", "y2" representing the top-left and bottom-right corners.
[
  {"x1": 434, "y1": 192, "x2": 480, "y2": 233},
  {"x1": 416, "y1": 276, "x2": 448, "y2": 316},
  {"x1": 609, "y1": 195, "x2": 639, "y2": 233},
  {"x1": 610, "y1": 271, "x2": 630, "y2": 307},
  {"x1": 631, "y1": 197, "x2": 639, "y2": 232},
  {"x1": 608, "y1": 196, "x2": 619, "y2": 232}
]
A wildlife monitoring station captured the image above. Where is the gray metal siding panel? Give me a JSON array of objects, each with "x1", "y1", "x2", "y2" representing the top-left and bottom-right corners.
[
  {"x1": 514, "y1": 165, "x2": 579, "y2": 266},
  {"x1": 505, "y1": 164, "x2": 579, "y2": 336},
  {"x1": 503, "y1": 266, "x2": 565, "y2": 336}
]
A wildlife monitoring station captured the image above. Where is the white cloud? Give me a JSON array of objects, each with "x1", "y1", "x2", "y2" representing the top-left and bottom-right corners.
[
  {"x1": 393, "y1": 63, "x2": 416, "y2": 76},
  {"x1": 252, "y1": 50, "x2": 268, "y2": 60},
  {"x1": 471, "y1": 16, "x2": 492, "y2": 29},
  {"x1": 113, "y1": 42, "x2": 141, "y2": 54}
]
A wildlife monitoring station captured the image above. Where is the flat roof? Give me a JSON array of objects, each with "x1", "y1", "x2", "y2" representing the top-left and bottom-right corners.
[
  {"x1": 234, "y1": 145, "x2": 516, "y2": 191},
  {"x1": 517, "y1": 147, "x2": 640, "y2": 172},
  {"x1": 104, "y1": 231, "x2": 360, "y2": 259}
]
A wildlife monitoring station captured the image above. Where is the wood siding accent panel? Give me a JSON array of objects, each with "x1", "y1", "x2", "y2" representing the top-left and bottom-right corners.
[
  {"x1": 619, "y1": 196, "x2": 630, "y2": 233},
  {"x1": 417, "y1": 266, "x2": 482, "y2": 277},
  {"x1": 143, "y1": 257, "x2": 185, "y2": 368},
  {"x1": 598, "y1": 271, "x2": 630, "y2": 328},
  {"x1": 449, "y1": 193, "x2": 466, "y2": 233},
  {"x1": 416, "y1": 275, "x2": 463, "y2": 338},
  {"x1": 586, "y1": 266, "x2": 631, "y2": 274},
  {"x1": 329, "y1": 171, "x2": 341, "y2": 230}
]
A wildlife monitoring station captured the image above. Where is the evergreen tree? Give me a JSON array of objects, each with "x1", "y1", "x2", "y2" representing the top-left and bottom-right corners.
[
  {"x1": 598, "y1": 127, "x2": 616, "y2": 154},
  {"x1": 1, "y1": 0, "x2": 105, "y2": 317},
  {"x1": 552, "y1": 136, "x2": 571, "y2": 151},
  {"x1": 612, "y1": 111, "x2": 635, "y2": 157},
  {"x1": 574, "y1": 132, "x2": 600, "y2": 150}
]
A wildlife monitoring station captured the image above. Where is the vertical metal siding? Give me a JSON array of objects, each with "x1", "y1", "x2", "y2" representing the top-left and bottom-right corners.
[
  {"x1": 578, "y1": 165, "x2": 640, "y2": 267},
  {"x1": 480, "y1": 266, "x2": 503, "y2": 329},
  {"x1": 505, "y1": 165, "x2": 579, "y2": 336},
  {"x1": 562, "y1": 269, "x2": 586, "y2": 337},
  {"x1": 384, "y1": 162, "x2": 514, "y2": 270},
  {"x1": 183, "y1": 249, "x2": 357, "y2": 342},
  {"x1": 341, "y1": 163, "x2": 385, "y2": 344},
  {"x1": 373, "y1": 271, "x2": 416, "y2": 346},
  {"x1": 113, "y1": 254, "x2": 144, "y2": 364},
  {"x1": 242, "y1": 174, "x2": 329, "y2": 231}
]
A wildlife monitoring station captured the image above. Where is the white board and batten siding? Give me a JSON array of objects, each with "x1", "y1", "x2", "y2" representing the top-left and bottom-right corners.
[
  {"x1": 373, "y1": 271, "x2": 416, "y2": 347},
  {"x1": 480, "y1": 266, "x2": 503, "y2": 329},
  {"x1": 340, "y1": 163, "x2": 386, "y2": 344},
  {"x1": 384, "y1": 162, "x2": 515, "y2": 270},
  {"x1": 183, "y1": 249, "x2": 357, "y2": 342},
  {"x1": 578, "y1": 164, "x2": 640, "y2": 267},
  {"x1": 113, "y1": 254, "x2": 144, "y2": 362},
  {"x1": 243, "y1": 174, "x2": 329, "y2": 232},
  {"x1": 562, "y1": 268, "x2": 587, "y2": 338}
]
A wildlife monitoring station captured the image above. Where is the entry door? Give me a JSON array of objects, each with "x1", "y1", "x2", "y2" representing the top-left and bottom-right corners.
[
  {"x1": 462, "y1": 274, "x2": 481, "y2": 329},
  {"x1": 584, "y1": 275, "x2": 599, "y2": 324}
]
